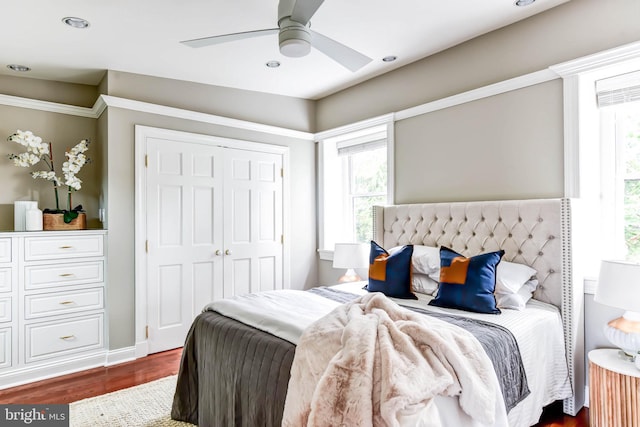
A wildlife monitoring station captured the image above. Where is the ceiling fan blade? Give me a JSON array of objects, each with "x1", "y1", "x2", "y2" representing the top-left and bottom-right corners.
[
  {"x1": 310, "y1": 30, "x2": 372, "y2": 72},
  {"x1": 290, "y1": 0, "x2": 324, "y2": 25},
  {"x1": 181, "y1": 28, "x2": 279, "y2": 48}
]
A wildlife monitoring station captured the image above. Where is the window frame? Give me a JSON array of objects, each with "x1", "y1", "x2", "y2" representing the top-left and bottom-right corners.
[
  {"x1": 316, "y1": 114, "x2": 395, "y2": 261},
  {"x1": 551, "y1": 42, "x2": 640, "y2": 285}
]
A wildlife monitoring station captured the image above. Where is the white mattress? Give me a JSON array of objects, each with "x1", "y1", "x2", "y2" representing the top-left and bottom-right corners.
[{"x1": 333, "y1": 282, "x2": 573, "y2": 427}]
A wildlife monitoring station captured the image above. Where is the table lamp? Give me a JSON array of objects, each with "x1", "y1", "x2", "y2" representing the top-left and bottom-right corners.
[
  {"x1": 595, "y1": 260, "x2": 640, "y2": 358},
  {"x1": 333, "y1": 243, "x2": 369, "y2": 283}
]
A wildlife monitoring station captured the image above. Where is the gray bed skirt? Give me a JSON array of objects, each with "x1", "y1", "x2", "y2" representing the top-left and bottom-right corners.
[{"x1": 171, "y1": 311, "x2": 295, "y2": 427}]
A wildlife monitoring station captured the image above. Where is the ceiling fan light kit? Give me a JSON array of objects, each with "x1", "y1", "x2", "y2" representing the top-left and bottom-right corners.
[
  {"x1": 180, "y1": 0, "x2": 372, "y2": 72},
  {"x1": 278, "y1": 18, "x2": 311, "y2": 58}
]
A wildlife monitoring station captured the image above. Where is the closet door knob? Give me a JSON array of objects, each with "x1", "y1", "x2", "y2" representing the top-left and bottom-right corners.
[
  {"x1": 225, "y1": 249, "x2": 232, "y2": 256},
  {"x1": 215, "y1": 250, "x2": 222, "y2": 256}
]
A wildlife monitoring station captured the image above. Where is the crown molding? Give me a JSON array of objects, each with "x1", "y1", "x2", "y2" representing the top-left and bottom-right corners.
[
  {"x1": 0, "y1": 92, "x2": 313, "y2": 140},
  {"x1": 550, "y1": 40, "x2": 640, "y2": 77},
  {"x1": 395, "y1": 69, "x2": 558, "y2": 122},
  {"x1": 100, "y1": 95, "x2": 314, "y2": 140},
  {"x1": 0, "y1": 93, "x2": 97, "y2": 118}
]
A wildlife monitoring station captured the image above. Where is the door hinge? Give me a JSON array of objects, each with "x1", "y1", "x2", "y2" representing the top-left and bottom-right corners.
[
  {"x1": 145, "y1": 240, "x2": 149, "y2": 253},
  {"x1": 145, "y1": 154, "x2": 148, "y2": 167},
  {"x1": 145, "y1": 325, "x2": 149, "y2": 339},
  {"x1": 281, "y1": 234, "x2": 284, "y2": 244},
  {"x1": 280, "y1": 167, "x2": 283, "y2": 177}
]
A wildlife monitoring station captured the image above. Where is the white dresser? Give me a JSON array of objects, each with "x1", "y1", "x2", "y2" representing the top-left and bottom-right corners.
[{"x1": 0, "y1": 230, "x2": 107, "y2": 389}]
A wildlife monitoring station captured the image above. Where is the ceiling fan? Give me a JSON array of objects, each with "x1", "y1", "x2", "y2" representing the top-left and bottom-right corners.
[{"x1": 180, "y1": 0, "x2": 372, "y2": 72}]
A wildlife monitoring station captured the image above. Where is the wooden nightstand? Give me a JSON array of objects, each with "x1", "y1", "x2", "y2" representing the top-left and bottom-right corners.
[{"x1": 589, "y1": 348, "x2": 640, "y2": 427}]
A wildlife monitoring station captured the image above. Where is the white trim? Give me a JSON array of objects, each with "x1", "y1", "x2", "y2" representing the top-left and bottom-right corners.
[
  {"x1": 102, "y1": 95, "x2": 313, "y2": 140},
  {"x1": 105, "y1": 346, "x2": 136, "y2": 366},
  {"x1": 0, "y1": 351, "x2": 106, "y2": 390},
  {"x1": 550, "y1": 40, "x2": 640, "y2": 77},
  {"x1": 0, "y1": 93, "x2": 98, "y2": 118},
  {"x1": 584, "y1": 386, "x2": 589, "y2": 408},
  {"x1": 394, "y1": 69, "x2": 558, "y2": 121},
  {"x1": 318, "y1": 249, "x2": 333, "y2": 261},
  {"x1": 134, "y1": 125, "x2": 290, "y2": 357},
  {"x1": 0, "y1": 93, "x2": 313, "y2": 140},
  {"x1": 562, "y1": 76, "x2": 581, "y2": 198},
  {"x1": 314, "y1": 113, "x2": 395, "y2": 141},
  {"x1": 584, "y1": 277, "x2": 598, "y2": 295},
  {"x1": 386, "y1": 121, "x2": 395, "y2": 205}
]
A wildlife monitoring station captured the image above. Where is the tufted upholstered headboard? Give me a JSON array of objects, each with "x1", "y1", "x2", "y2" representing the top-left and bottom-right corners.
[{"x1": 372, "y1": 198, "x2": 585, "y2": 416}]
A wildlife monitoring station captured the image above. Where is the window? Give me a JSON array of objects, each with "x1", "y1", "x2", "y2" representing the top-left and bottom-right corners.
[
  {"x1": 318, "y1": 119, "x2": 393, "y2": 258},
  {"x1": 597, "y1": 73, "x2": 640, "y2": 261}
]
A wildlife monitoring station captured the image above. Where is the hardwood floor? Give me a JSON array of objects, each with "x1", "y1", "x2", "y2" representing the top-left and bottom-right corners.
[
  {"x1": 0, "y1": 347, "x2": 589, "y2": 426},
  {"x1": 0, "y1": 348, "x2": 183, "y2": 404}
]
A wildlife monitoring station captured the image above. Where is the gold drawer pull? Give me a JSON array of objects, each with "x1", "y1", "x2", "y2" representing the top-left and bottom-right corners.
[
  {"x1": 59, "y1": 273, "x2": 74, "y2": 277},
  {"x1": 59, "y1": 246, "x2": 73, "y2": 249},
  {"x1": 59, "y1": 301, "x2": 75, "y2": 305},
  {"x1": 59, "y1": 335, "x2": 75, "y2": 340}
]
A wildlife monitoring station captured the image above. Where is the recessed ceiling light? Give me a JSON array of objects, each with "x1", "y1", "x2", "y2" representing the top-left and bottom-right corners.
[
  {"x1": 382, "y1": 56, "x2": 397, "y2": 63},
  {"x1": 514, "y1": 0, "x2": 536, "y2": 6},
  {"x1": 7, "y1": 64, "x2": 30, "y2": 72},
  {"x1": 62, "y1": 17, "x2": 90, "y2": 29},
  {"x1": 266, "y1": 60, "x2": 281, "y2": 68}
]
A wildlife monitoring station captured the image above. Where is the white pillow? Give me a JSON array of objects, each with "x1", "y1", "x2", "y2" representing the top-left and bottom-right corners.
[
  {"x1": 496, "y1": 279, "x2": 538, "y2": 310},
  {"x1": 494, "y1": 261, "x2": 537, "y2": 295},
  {"x1": 411, "y1": 273, "x2": 439, "y2": 295},
  {"x1": 389, "y1": 245, "x2": 440, "y2": 276}
]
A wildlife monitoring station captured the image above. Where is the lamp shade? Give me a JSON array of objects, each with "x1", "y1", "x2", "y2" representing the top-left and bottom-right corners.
[
  {"x1": 333, "y1": 243, "x2": 369, "y2": 269},
  {"x1": 595, "y1": 260, "x2": 640, "y2": 312}
]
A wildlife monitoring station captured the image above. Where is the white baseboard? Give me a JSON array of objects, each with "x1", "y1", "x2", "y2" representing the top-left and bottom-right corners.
[
  {"x1": 0, "y1": 351, "x2": 106, "y2": 390},
  {"x1": 105, "y1": 346, "x2": 137, "y2": 366},
  {"x1": 135, "y1": 340, "x2": 149, "y2": 359},
  {"x1": 584, "y1": 386, "x2": 589, "y2": 407}
]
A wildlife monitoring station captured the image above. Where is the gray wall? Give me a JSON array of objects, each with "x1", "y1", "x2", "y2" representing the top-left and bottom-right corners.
[{"x1": 394, "y1": 80, "x2": 564, "y2": 204}]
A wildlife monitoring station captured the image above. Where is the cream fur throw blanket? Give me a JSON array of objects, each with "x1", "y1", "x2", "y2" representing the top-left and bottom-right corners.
[{"x1": 282, "y1": 292, "x2": 497, "y2": 427}]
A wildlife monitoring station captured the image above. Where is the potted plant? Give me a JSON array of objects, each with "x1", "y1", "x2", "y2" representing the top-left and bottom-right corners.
[{"x1": 7, "y1": 130, "x2": 90, "y2": 230}]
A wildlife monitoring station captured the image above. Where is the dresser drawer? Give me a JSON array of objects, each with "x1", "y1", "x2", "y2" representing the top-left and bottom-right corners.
[
  {"x1": 24, "y1": 235, "x2": 103, "y2": 261},
  {"x1": 25, "y1": 261, "x2": 103, "y2": 291},
  {"x1": 0, "y1": 297, "x2": 10, "y2": 323},
  {"x1": 26, "y1": 314, "x2": 103, "y2": 363},
  {"x1": 0, "y1": 268, "x2": 11, "y2": 293},
  {"x1": 25, "y1": 288, "x2": 103, "y2": 319},
  {"x1": 0, "y1": 327, "x2": 10, "y2": 369},
  {"x1": 0, "y1": 238, "x2": 11, "y2": 263}
]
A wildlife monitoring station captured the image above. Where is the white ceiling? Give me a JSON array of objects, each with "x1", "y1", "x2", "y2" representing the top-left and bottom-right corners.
[{"x1": 2, "y1": 0, "x2": 569, "y2": 100}]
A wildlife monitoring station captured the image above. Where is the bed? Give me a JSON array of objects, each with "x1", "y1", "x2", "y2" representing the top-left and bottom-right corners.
[{"x1": 171, "y1": 198, "x2": 586, "y2": 426}]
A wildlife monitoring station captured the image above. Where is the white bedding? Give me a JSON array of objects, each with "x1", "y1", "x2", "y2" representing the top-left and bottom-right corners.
[{"x1": 206, "y1": 283, "x2": 572, "y2": 427}]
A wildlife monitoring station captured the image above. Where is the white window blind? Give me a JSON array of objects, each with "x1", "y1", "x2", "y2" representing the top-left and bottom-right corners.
[
  {"x1": 336, "y1": 131, "x2": 387, "y2": 156},
  {"x1": 596, "y1": 70, "x2": 640, "y2": 108}
]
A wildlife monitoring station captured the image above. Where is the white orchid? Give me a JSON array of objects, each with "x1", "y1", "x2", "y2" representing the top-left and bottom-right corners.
[{"x1": 7, "y1": 130, "x2": 90, "y2": 217}]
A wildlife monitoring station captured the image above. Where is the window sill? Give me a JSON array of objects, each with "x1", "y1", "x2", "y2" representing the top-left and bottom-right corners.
[{"x1": 318, "y1": 249, "x2": 334, "y2": 261}]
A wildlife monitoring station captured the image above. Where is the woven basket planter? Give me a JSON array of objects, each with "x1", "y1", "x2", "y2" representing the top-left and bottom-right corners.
[{"x1": 43, "y1": 213, "x2": 87, "y2": 231}]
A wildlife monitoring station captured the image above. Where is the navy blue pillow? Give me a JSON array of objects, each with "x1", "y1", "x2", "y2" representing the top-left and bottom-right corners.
[
  {"x1": 429, "y1": 246, "x2": 504, "y2": 314},
  {"x1": 365, "y1": 241, "x2": 417, "y2": 299}
]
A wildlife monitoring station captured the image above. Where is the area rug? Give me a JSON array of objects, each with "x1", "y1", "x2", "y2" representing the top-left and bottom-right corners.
[{"x1": 69, "y1": 375, "x2": 195, "y2": 426}]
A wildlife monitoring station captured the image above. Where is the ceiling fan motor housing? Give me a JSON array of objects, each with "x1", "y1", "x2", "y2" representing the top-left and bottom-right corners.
[{"x1": 278, "y1": 17, "x2": 311, "y2": 57}]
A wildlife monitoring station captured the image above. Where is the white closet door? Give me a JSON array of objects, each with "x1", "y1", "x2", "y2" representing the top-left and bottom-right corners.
[
  {"x1": 146, "y1": 137, "x2": 224, "y2": 353},
  {"x1": 223, "y1": 148, "x2": 283, "y2": 297}
]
